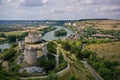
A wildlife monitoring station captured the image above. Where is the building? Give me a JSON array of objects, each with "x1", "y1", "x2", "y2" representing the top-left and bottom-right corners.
[
  {"x1": 23, "y1": 44, "x2": 48, "y2": 65},
  {"x1": 25, "y1": 31, "x2": 42, "y2": 43}
]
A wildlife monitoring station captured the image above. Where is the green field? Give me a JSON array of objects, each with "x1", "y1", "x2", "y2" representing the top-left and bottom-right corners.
[
  {"x1": 4, "y1": 31, "x2": 25, "y2": 36},
  {"x1": 4, "y1": 26, "x2": 49, "y2": 36}
]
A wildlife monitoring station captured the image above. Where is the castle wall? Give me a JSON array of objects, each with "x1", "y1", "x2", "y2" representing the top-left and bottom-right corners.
[
  {"x1": 24, "y1": 48, "x2": 38, "y2": 65},
  {"x1": 25, "y1": 32, "x2": 42, "y2": 43}
]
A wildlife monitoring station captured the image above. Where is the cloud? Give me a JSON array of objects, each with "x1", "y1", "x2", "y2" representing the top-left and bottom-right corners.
[
  {"x1": 21, "y1": 0, "x2": 48, "y2": 7},
  {"x1": 84, "y1": 0, "x2": 102, "y2": 4},
  {"x1": 105, "y1": 0, "x2": 120, "y2": 5},
  {"x1": 100, "y1": 5, "x2": 120, "y2": 12},
  {"x1": 0, "y1": 0, "x2": 120, "y2": 20},
  {"x1": 0, "y1": 0, "x2": 3, "y2": 4},
  {"x1": 65, "y1": 0, "x2": 80, "y2": 3},
  {"x1": 50, "y1": 5, "x2": 83, "y2": 13}
]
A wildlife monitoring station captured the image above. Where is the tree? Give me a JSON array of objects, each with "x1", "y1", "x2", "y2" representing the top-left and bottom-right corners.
[
  {"x1": 47, "y1": 42, "x2": 57, "y2": 54},
  {"x1": 62, "y1": 41, "x2": 71, "y2": 51},
  {"x1": 81, "y1": 50, "x2": 92, "y2": 58},
  {"x1": 7, "y1": 35, "x2": 16, "y2": 42},
  {"x1": 69, "y1": 75, "x2": 76, "y2": 80},
  {"x1": 3, "y1": 48, "x2": 16, "y2": 61},
  {"x1": 37, "y1": 58, "x2": 55, "y2": 72},
  {"x1": 99, "y1": 68, "x2": 110, "y2": 76},
  {"x1": 46, "y1": 72, "x2": 58, "y2": 80},
  {"x1": 54, "y1": 29, "x2": 67, "y2": 36},
  {"x1": 0, "y1": 33, "x2": 6, "y2": 38}
]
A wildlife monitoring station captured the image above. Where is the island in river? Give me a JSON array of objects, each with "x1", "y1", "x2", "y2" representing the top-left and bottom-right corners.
[{"x1": 54, "y1": 29, "x2": 67, "y2": 36}]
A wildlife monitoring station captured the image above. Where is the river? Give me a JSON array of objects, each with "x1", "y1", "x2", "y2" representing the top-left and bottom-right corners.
[
  {"x1": 0, "y1": 43, "x2": 11, "y2": 50},
  {"x1": 42, "y1": 26, "x2": 73, "y2": 41},
  {"x1": 0, "y1": 26, "x2": 73, "y2": 50}
]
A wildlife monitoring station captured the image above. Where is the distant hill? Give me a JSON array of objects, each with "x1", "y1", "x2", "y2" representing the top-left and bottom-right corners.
[{"x1": 74, "y1": 19, "x2": 120, "y2": 30}]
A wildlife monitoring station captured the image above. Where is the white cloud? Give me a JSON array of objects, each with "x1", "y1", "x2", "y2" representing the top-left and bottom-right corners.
[
  {"x1": 85, "y1": 0, "x2": 94, "y2": 4},
  {"x1": 21, "y1": 0, "x2": 48, "y2": 7},
  {"x1": 100, "y1": 5, "x2": 120, "y2": 11},
  {"x1": 42, "y1": 0, "x2": 48, "y2": 4},
  {"x1": 84, "y1": 0, "x2": 102, "y2": 4}
]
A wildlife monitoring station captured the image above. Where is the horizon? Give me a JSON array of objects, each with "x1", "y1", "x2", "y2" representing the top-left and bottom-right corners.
[{"x1": 0, "y1": 18, "x2": 120, "y2": 21}]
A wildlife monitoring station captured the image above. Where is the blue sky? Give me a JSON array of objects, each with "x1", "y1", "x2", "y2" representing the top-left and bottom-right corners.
[{"x1": 0, "y1": 0, "x2": 120, "y2": 20}]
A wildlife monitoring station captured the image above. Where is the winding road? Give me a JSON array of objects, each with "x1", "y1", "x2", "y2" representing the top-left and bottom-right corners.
[
  {"x1": 20, "y1": 42, "x2": 70, "y2": 80},
  {"x1": 20, "y1": 63, "x2": 70, "y2": 79}
]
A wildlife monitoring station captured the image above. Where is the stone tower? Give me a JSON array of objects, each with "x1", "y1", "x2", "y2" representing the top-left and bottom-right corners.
[
  {"x1": 42, "y1": 44, "x2": 48, "y2": 60},
  {"x1": 24, "y1": 46, "x2": 38, "y2": 65}
]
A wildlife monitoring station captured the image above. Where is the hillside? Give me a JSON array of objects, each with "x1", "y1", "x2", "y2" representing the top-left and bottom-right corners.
[
  {"x1": 75, "y1": 20, "x2": 120, "y2": 30},
  {"x1": 86, "y1": 41, "x2": 120, "y2": 62}
]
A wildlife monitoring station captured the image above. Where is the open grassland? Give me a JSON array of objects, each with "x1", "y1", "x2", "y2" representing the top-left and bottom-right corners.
[
  {"x1": 86, "y1": 41, "x2": 120, "y2": 62},
  {"x1": 4, "y1": 26, "x2": 48, "y2": 36},
  {"x1": 76, "y1": 20, "x2": 120, "y2": 30},
  {"x1": 4, "y1": 31, "x2": 25, "y2": 36}
]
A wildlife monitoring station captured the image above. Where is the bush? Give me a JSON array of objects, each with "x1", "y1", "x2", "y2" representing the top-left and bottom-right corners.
[
  {"x1": 37, "y1": 57, "x2": 55, "y2": 73},
  {"x1": 7, "y1": 35, "x2": 17, "y2": 42},
  {"x1": 46, "y1": 72, "x2": 58, "y2": 80},
  {"x1": 47, "y1": 42, "x2": 57, "y2": 54},
  {"x1": 87, "y1": 52, "x2": 119, "y2": 80},
  {"x1": 3, "y1": 48, "x2": 16, "y2": 61}
]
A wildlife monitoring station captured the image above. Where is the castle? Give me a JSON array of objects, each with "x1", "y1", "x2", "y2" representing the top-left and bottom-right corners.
[
  {"x1": 18, "y1": 31, "x2": 48, "y2": 65},
  {"x1": 25, "y1": 31, "x2": 42, "y2": 43}
]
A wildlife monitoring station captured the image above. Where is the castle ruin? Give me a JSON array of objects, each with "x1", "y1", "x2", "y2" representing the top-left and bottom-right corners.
[{"x1": 18, "y1": 31, "x2": 48, "y2": 65}]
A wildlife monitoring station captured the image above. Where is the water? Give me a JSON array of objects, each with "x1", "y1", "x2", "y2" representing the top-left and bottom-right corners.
[
  {"x1": 42, "y1": 26, "x2": 73, "y2": 41},
  {"x1": 0, "y1": 43, "x2": 11, "y2": 50}
]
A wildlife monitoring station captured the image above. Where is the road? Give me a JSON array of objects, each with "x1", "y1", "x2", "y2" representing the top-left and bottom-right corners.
[
  {"x1": 20, "y1": 63, "x2": 70, "y2": 80},
  {"x1": 81, "y1": 60, "x2": 104, "y2": 80},
  {"x1": 81, "y1": 44, "x2": 104, "y2": 80}
]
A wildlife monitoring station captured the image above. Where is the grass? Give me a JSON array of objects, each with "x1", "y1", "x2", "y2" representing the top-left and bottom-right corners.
[
  {"x1": 25, "y1": 41, "x2": 95, "y2": 80},
  {"x1": 57, "y1": 47, "x2": 95, "y2": 80},
  {"x1": 4, "y1": 31, "x2": 25, "y2": 36},
  {"x1": 75, "y1": 20, "x2": 120, "y2": 30},
  {"x1": 86, "y1": 41, "x2": 120, "y2": 62},
  {"x1": 0, "y1": 37, "x2": 6, "y2": 40},
  {"x1": 4, "y1": 26, "x2": 49, "y2": 36}
]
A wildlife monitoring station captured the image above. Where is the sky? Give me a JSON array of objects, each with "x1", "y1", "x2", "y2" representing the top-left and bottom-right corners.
[{"x1": 0, "y1": 0, "x2": 120, "y2": 20}]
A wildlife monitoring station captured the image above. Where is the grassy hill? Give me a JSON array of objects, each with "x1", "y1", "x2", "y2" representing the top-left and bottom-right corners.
[
  {"x1": 85, "y1": 41, "x2": 120, "y2": 80},
  {"x1": 86, "y1": 41, "x2": 120, "y2": 62},
  {"x1": 75, "y1": 20, "x2": 120, "y2": 30}
]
